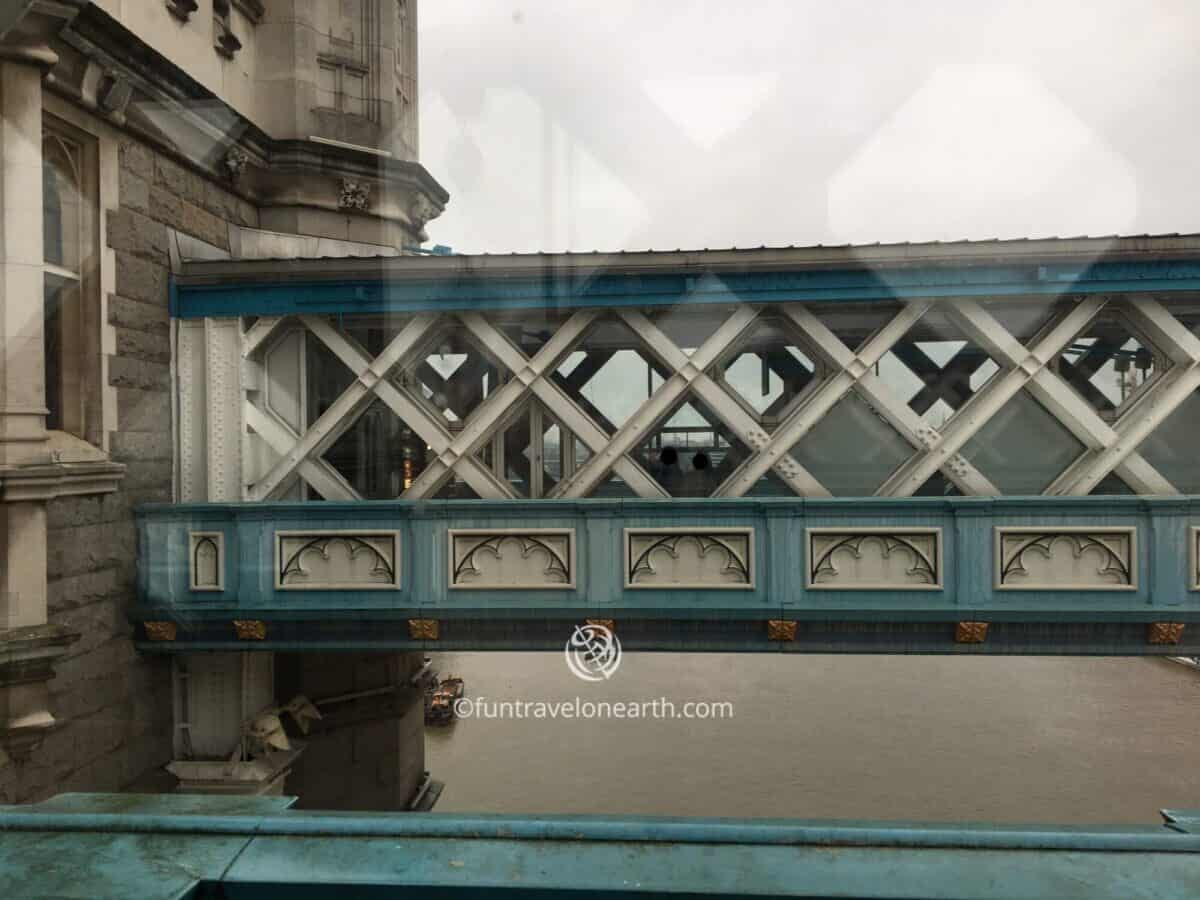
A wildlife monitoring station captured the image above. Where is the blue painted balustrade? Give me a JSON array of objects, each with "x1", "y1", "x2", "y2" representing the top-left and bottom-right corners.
[
  {"x1": 2, "y1": 793, "x2": 1200, "y2": 898},
  {"x1": 134, "y1": 496, "x2": 1200, "y2": 653}
]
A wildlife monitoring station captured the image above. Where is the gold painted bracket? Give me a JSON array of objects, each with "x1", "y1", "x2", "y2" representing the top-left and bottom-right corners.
[
  {"x1": 1148, "y1": 622, "x2": 1185, "y2": 645},
  {"x1": 409, "y1": 619, "x2": 439, "y2": 640},
  {"x1": 233, "y1": 619, "x2": 267, "y2": 641},
  {"x1": 955, "y1": 621, "x2": 988, "y2": 644},
  {"x1": 767, "y1": 620, "x2": 797, "y2": 642},
  {"x1": 143, "y1": 621, "x2": 177, "y2": 642},
  {"x1": 585, "y1": 618, "x2": 615, "y2": 633}
]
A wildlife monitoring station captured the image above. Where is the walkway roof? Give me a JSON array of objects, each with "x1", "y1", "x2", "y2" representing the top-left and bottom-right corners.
[{"x1": 175, "y1": 232, "x2": 1200, "y2": 287}]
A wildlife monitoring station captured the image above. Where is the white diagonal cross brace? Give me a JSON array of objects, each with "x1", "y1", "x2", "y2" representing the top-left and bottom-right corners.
[
  {"x1": 868, "y1": 297, "x2": 1122, "y2": 496},
  {"x1": 943, "y1": 298, "x2": 1177, "y2": 496},
  {"x1": 244, "y1": 402, "x2": 361, "y2": 500},
  {"x1": 246, "y1": 312, "x2": 505, "y2": 501},
  {"x1": 552, "y1": 305, "x2": 764, "y2": 499},
  {"x1": 1045, "y1": 296, "x2": 1200, "y2": 494},
  {"x1": 614, "y1": 308, "x2": 831, "y2": 496},
  {"x1": 242, "y1": 316, "x2": 287, "y2": 358},
  {"x1": 300, "y1": 314, "x2": 518, "y2": 500},
  {"x1": 453, "y1": 311, "x2": 668, "y2": 499},
  {"x1": 714, "y1": 302, "x2": 930, "y2": 497},
  {"x1": 768, "y1": 300, "x2": 1000, "y2": 496}
]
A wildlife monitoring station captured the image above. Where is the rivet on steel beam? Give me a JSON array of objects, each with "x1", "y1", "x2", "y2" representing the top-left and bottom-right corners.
[
  {"x1": 233, "y1": 619, "x2": 267, "y2": 641},
  {"x1": 144, "y1": 621, "x2": 177, "y2": 642},
  {"x1": 1148, "y1": 622, "x2": 1185, "y2": 645},
  {"x1": 586, "y1": 618, "x2": 615, "y2": 633},
  {"x1": 767, "y1": 620, "x2": 796, "y2": 642},
  {"x1": 409, "y1": 619, "x2": 439, "y2": 640},
  {"x1": 955, "y1": 621, "x2": 988, "y2": 644}
]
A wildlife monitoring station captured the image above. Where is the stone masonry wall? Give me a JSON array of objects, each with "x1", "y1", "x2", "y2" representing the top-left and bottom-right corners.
[{"x1": 0, "y1": 135, "x2": 257, "y2": 802}]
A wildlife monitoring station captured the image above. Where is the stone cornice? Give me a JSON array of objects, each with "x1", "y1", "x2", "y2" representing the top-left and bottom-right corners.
[
  {"x1": 0, "y1": 623, "x2": 81, "y2": 763},
  {"x1": 0, "y1": 1, "x2": 87, "y2": 71},
  {"x1": 0, "y1": 458, "x2": 126, "y2": 502},
  {"x1": 0, "y1": 623, "x2": 80, "y2": 672},
  {"x1": 46, "y1": 4, "x2": 447, "y2": 238}
]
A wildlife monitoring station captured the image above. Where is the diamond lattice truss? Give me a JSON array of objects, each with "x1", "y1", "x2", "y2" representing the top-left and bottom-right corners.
[{"x1": 230, "y1": 296, "x2": 1200, "y2": 501}]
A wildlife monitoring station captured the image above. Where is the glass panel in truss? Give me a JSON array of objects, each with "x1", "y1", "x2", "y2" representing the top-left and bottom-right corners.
[
  {"x1": 913, "y1": 473, "x2": 962, "y2": 497},
  {"x1": 494, "y1": 404, "x2": 534, "y2": 498},
  {"x1": 1089, "y1": 473, "x2": 1135, "y2": 495},
  {"x1": 980, "y1": 298, "x2": 1065, "y2": 342},
  {"x1": 960, "y1": 391, "x2": 1084, "y2": 494},
  {"x1": 1056, "y1": 313, "x2": 1162, "y2": 416},
  {"x1": 807, "y1": 301, "x2": 901, "y2": 352},
  {"x1": 875, "y1": 307, "x2": 1000, "y2": 429},
  {"x1": 646, "y1": 304, "x2": 731, "y2": 355},
  {"x1": 590, "y1": 479, "x2": 638, "y2": 498},
  {"x1": 320, "y1": 399, "x2": 413, "y2": 499},
  {"x1": 400, "y1": 330, "x2": 502, "y2": 425},
  {"x1": 722, "y1": 316, "x2": 817, "y2": 419},
  {"x1": 744, "y1": 468, "x2": 796, "y2": 497},
  {"x1": 530, "y1": 418, "x2": 586, "y2": 496},
  {"x1": 339, "y1": 315, "x2": 408, "y2": 356},
  {"x1": 789, "y1": 391, "x2": 913, "y2": 495},
  {"x1": 636, "y1": 396, "x2": 752, "y2": 497},
  {"x1": 1136, "y1": 389, "x2": 1200, "y2": 493},
  {"x1": 305, "y1": 329, "x2": 358, "y2": 422},
  {"x1": 493, "y1": 310, "x2": 567, "y2": 360},
  {"x1": 554, "y1": 315, "x2": 662, "y2": 434},
  {"x1": 433, "y1": 475, "x2": 481, "y2": 500}
]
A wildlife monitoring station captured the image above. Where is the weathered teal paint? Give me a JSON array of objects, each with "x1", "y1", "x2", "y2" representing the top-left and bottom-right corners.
[
  {"x1": 171, "y1": 259, "x2": 1200, "y2": 318},
  {"x1": 134, "y1": 496, "x2": 1200, "y2": 653},
  {"x1": 2, "y1": 794, "x2": 1199, "y2": 898}
]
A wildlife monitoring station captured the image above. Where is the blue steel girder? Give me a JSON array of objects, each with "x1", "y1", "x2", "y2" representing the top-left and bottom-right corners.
[
  {"x1": 173, "y1": 258, "x2": 1200, "y2": 319},
  {"x1": 134, "y1": 496, "x2": 1200, "y2": 654}
]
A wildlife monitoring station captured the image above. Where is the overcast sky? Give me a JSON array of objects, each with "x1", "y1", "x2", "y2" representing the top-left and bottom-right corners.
[{"x1": 418, "y1": 1, "x2": 1199, "y2": 255}]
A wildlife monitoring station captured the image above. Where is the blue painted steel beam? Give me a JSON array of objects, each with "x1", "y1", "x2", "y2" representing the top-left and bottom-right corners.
[{"x1": 171, "y1": 259, "x2": 1200, "y2": 318}]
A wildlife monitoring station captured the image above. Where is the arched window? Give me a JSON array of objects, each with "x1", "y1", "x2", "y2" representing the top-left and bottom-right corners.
[{"x1": 41, "y1": 121, "x2": 97, "y2": 440}]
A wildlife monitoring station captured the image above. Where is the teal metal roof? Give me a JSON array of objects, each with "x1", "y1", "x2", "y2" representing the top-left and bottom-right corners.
[{"x1": 170, "y1": 234, "x2": 1200, "y2": 319}]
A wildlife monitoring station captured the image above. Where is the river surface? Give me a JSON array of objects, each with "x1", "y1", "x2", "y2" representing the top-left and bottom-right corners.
[{"x1": 424, "y1": 653, "x2": 1200, "y2": 824}]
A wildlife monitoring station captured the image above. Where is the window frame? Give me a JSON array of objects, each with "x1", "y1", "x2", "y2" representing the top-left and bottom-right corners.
[{"x1": 42, "y1": 114, "x2": 102, "y2": 446}]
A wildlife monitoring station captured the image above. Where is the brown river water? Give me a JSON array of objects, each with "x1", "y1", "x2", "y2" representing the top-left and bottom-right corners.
[{"x1": 425, "y1": 652, "x2": 1200, "y2": 824}]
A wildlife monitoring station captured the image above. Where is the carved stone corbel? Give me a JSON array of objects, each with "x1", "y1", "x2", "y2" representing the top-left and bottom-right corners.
[
  {"x1": 212, "y1": 0, "x2": 242, "y2": 59},
  {"x1": 223, "y1": 145, "x2": 249, "y2": 182},
  {"x1": 96, "y1": 70, "x2": 133, "y2": 123},
  {"x1": 408, "y1": 192, "x2": 441, "y2": 238},
  {"x1": 165, "y1": 0, "x2": 199, "y2": 22}
]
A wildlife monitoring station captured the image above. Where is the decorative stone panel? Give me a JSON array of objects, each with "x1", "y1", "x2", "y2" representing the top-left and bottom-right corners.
[
  {"x1": 625, "y1": 528, "x2": 754, "y2": 589},
  {"x1": 276, "y1": 531, "x2": 400, "y2": 590},
  {"x1": 188, "y1": 532, "x2": 224, "y2": 591},
  {"x1": 995, "y1": 527, "x2": 1136, "y2": 590},
  {"x1": 807, "y1": 528, "x2": 941, "y2": 590},
  {"x1": 449, "y1": 529, "x2": 575, "y2": 590}
]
